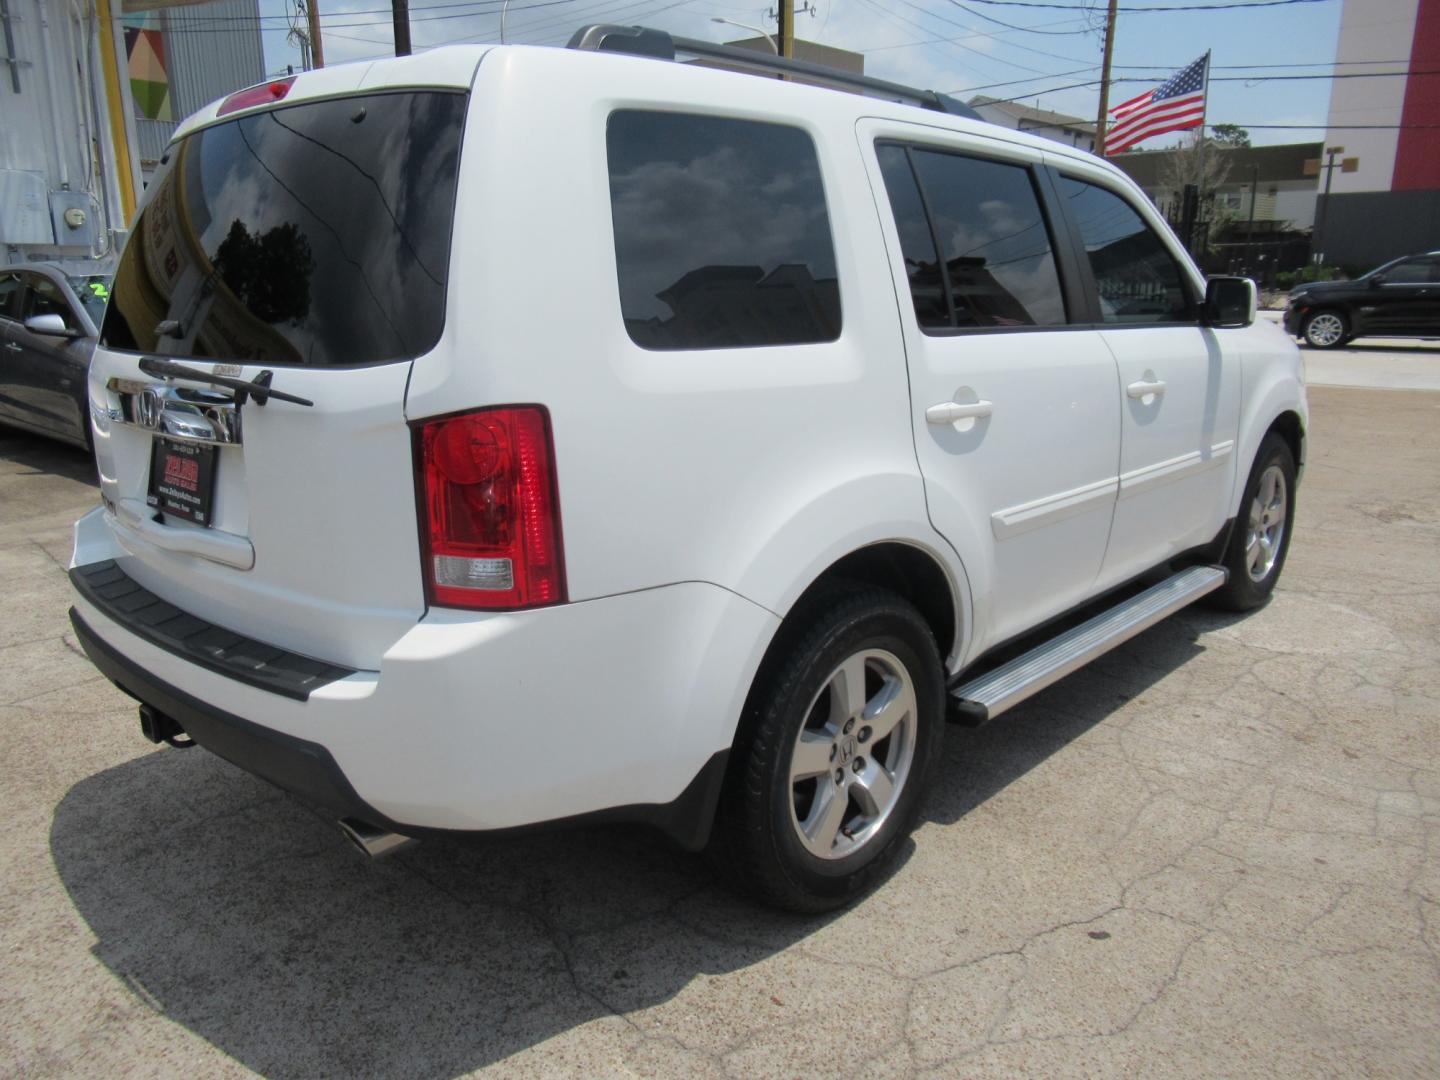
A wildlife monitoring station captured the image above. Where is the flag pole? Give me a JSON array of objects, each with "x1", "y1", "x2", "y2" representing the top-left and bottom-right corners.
[{"x1": 1196, "y1": 50, "x2": 1211, "y2": 249}]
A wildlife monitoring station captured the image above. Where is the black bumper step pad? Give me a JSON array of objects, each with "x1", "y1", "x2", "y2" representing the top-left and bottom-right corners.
[{"x1": 69, "y1": 560, "x2": 356, "y2": 700}]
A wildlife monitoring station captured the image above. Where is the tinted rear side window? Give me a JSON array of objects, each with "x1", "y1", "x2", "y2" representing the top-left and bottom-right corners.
[
  {"x1": 101, "y1": 91, "x2": 466, "y2": 367},
  {"x1": 606, "y1": 111, "x2": 840, "y2": 350},
  {"x1": 1059, "y1": 177, "x2": 1194, "y2": 324}
]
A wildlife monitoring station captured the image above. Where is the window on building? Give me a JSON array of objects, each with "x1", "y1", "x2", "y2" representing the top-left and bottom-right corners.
[{"x1": 606, "y1": 111, "x2": 841, "y2": 350}]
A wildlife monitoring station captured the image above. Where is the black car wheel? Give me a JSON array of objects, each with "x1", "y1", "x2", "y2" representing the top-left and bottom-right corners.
[{"x1": 1301, "y1": 309, "x2": 1348, "y2": 349}]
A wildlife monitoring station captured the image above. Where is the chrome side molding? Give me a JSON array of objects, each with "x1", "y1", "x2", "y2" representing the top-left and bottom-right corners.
[{"x1": 952, "y1": 565, "x2": 1227, "y2": 724}]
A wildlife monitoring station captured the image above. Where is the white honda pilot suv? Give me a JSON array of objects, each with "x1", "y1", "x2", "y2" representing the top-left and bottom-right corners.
[{"x1": 69, "y1": 27, "x2": 1306, "y2": 911}]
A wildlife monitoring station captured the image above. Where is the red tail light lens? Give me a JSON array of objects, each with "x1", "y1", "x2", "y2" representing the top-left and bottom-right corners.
[
  {"x1": 415, "y1": 406, "x2": 566, "y2": 610},
  {"x1": 217, "y1": 77, "x2": 296, "y2": 117}
]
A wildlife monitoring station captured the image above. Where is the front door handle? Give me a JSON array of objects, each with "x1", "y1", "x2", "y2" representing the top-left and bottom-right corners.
[
  {"x1": 1126, "y1": 378, "x2": 1166, "y2": 399},
  {"x1": 3, "y1": 342, "x2": 21, "y2": 353},
  {"x1": 926, "y1": 399, "x2": 993, "y2": 424}
]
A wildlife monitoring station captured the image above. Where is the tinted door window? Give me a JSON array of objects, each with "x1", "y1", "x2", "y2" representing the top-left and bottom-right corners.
[
  {"x1": 875, "y1": 145, "x2": 949, "y2": 329},
  {"x1": 606, "y1": 111, "x2": 840, "y2": 350},
  {"x1": 1385, "y1": 258, "x2": 1440, "y2": 284},
  {"x1": 101, "y1": 91, "x2": 467, "y2": 367},
  {"x1": 1059, "y1": 177, "x2": 1194, "y2": 324},
  {"x1": 898, "y1": 148, "x2": 1066, "y2": 329},
  {"x1": 0, "y1": 272, "x2": 21, "y2": 322},
  {"x1": 25, "y1": 276, "x2": 80, "y2": 331}
]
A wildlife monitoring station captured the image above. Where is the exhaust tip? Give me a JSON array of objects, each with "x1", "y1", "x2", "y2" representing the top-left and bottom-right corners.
[{"x1": 338, "y1": 817, "x2": 416, "y2": 859}]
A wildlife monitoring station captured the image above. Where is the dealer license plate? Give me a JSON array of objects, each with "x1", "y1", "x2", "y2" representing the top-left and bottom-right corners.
[{"x1": 147, "y1": 439, "x2": 218, "y2": 526}]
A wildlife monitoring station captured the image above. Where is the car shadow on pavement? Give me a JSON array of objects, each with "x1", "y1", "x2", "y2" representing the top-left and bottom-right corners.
[
  {"x1": 0, "y1": 431, "x2": 98, "y2": 486},
  {"x1": 48, "y1": 610, "x2": 1220, "y2": 1077}
]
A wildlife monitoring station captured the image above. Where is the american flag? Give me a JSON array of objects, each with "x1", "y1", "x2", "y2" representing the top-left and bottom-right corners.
[{"x1": 1105, "y1": 53, "x2": 1209, "y2": 156}]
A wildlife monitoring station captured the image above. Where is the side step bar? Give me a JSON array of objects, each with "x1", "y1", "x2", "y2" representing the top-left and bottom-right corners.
[{"x1": 951, "y1": 565, "x2": 1227, "y2": 725}]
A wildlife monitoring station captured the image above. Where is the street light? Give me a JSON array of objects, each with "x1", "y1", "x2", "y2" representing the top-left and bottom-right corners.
[{"x1": 710, "y1": 16, "x2": 778, "y2": 55}]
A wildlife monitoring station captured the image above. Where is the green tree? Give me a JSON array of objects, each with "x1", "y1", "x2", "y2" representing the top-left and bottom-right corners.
[{"x1": 1210, "y1": 124, "x2": 1251, "y2": 149}]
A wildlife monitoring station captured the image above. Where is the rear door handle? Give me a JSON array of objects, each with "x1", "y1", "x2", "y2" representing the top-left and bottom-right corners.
[
  {"x1": 1126, "y1": 379, "x2": 1166, "y2": 399},
  {"x1": 926, "y1": 399, "x2": 993, "y2": 424}
]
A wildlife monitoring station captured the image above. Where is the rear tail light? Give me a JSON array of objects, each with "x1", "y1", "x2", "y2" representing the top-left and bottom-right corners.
[
  {"x1": 414, "y1": 406, "x2": 566, "y2": 610},
  {"x1": 217, "y1": 76, "x2": 295, "y2": 117}
]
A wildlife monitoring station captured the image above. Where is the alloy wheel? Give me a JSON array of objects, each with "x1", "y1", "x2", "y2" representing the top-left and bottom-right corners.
[
  {"x1": 1246, "y1": 464, "x2": 1288, "y2": 582},
  {"x1": 787, "y1": 648, "x2": 917, "y2": 860},
  {"x1": 1304, "y1": 312, "x2": 1345, "y2": 348}
]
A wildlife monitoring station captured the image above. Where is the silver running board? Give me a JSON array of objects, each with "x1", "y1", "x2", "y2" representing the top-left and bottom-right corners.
[{"x1": 951, "y1": 566, "x2": 1227, "y2": 725}]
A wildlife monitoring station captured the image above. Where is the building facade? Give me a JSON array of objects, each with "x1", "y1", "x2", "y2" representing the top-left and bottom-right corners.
[
  {"x1": 967, "y1": 96, "x2": 1096, "y2": 153},
  {"x1": 1, "y1": 0, "x2": 264, "y2": 269},
  {"x1": 1315, "y1": 0, "x2": 1440, "y2": 269}
]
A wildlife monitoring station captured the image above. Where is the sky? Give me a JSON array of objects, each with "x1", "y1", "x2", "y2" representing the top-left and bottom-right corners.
[{"x1": 246, "y1": 0, "x2": 1358, "y2": 149}]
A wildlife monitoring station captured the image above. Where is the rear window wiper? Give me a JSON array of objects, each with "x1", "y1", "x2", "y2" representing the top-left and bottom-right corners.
[{"x1": 138, "y1": 358, "x2": 314, "y2": 408}]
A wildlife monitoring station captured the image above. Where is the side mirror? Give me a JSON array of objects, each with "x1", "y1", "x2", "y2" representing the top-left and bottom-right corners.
[
  {"x1": 1203, "y1": 276, "x2": 1256, "y2": 329},
  {"x1": 24, "y1": 313, "x2": 79, "y2": 339},
  {"x1": 1369, "y1": 274, "x2": 1385, "y2": 287}
]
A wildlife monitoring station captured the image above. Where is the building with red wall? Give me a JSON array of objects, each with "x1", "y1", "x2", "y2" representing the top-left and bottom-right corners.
[{"x1": 1314, "y1": 0, "x2": 1440, "y2": 269}]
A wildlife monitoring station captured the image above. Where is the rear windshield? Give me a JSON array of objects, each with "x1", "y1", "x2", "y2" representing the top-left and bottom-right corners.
[{"x1": 101, "y1": 90, "x2": 466, "y2": 367}]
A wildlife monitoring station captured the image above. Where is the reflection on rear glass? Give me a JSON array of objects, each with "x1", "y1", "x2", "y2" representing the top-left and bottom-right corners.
[{"x1": 101, "y1": 91, "x2": 466, "y2": 367}]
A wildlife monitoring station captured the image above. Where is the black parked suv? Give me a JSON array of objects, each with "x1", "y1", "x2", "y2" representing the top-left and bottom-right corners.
[{"x1": 1284, "y1": 252, "x2": 1440, "y2": 349}]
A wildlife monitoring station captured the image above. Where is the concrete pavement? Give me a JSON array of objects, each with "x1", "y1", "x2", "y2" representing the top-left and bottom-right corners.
[
  {"x1": 1260, "y1": 309, "x2": 1440, "y2": 391},
  {"x1": 1, "y1": 385, "x2": 1438, "y2": 1078}
]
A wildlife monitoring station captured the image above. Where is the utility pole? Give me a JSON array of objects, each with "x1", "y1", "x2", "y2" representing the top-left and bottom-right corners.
[
  {"x1": 305, "y1": 0, "x2": 324, "y2": 68},
  {"x1": 1243, "y1": 162, "x2": 1259, "y2": 274},
  {"x1": 392, "y1": 0, "x2": 411, "y2": 55},
  {"x1": 777, "y1": 0, "x2": 793, "y2": 59},
  {"x1": 1093, "y1": 0, "x2": 1118, "y2": 155},
  {"x1": 1304, "y1": 146, "x2": 1359, "y2": 264}
]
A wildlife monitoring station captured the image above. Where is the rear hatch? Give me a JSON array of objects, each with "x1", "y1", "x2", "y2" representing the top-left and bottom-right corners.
[{"x1": 88, "y1": 78, "x2": 472, "y2": 670}]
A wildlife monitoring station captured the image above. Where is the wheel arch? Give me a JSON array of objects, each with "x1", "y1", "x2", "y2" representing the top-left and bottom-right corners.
[
  {"x1": 1231, "y1": 339, "x2": 1309, "y2": 520},
  {"x1": 732, "y1": 540, "x2": 968, "y2": 738},
  {"x1": 1267, "y1": 409, "x2": 1306, "y2": 472},
  {"x1": 791, "y1": 541, "x2": 963, "y2": 664}
]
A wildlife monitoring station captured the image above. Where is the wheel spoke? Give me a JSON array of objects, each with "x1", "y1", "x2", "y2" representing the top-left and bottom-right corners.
[
  {"x1": 851, "y1": 760, "x2": 895, "y2": 819},
  {"x1": 863, "y1": 675, "x2": 914, "y2": 743},
  {"x1": 791, "y1": 730, "x2": 834, "y2": 782},
  {"x1": 830, "y1": 653, "x2": 869, "y2": 722},
  {"x1": 802, "y1": 784, "x2": 848, "y2": 852},
  {"x1": 1259, "y1": 470, "x2": 1275, "y2": 509}
]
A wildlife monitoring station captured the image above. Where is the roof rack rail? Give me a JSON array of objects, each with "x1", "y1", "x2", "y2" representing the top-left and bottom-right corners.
[{"x1": 566, "y1": 24, "x2": 980, "y2": 120}]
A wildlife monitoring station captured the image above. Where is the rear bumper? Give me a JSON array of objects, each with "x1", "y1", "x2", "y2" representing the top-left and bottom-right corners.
[
  {"x1": 71, "y1": 606, "x2": 385, "y2": 826},
  {"x1": 68, "y1": 558, "x2": 777, "y2": 848}
]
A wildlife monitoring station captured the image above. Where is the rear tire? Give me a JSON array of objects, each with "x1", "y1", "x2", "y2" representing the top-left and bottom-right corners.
[
  {"x1": 712, "y1": 584, "x2": 944, "y2": 912},
  {"x1": 1208, "y1": 433, "x2": 1296, "y2": 612}
]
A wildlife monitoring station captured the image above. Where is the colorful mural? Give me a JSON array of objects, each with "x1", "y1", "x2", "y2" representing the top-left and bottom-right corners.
[{"x1": 124, "y1": 12, "x2": 172, "y2": 122}]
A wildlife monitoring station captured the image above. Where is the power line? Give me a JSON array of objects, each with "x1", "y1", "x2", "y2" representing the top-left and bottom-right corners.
[
  {"x1": 151, "y1": 0, "x2": 575, "y2": 35},
  {"x1": 949, "y1": 1, "x2": 1090, "y2": 35},
  {"x1": 962, "y1": 0, "x2": 1332, "y2": 10},
  {"x1": 127, "y1": 0, "x2": 515, "y2": 22},
  {"x1": 861, "y1": 0, "x2": 1080, "y2": 76}
]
